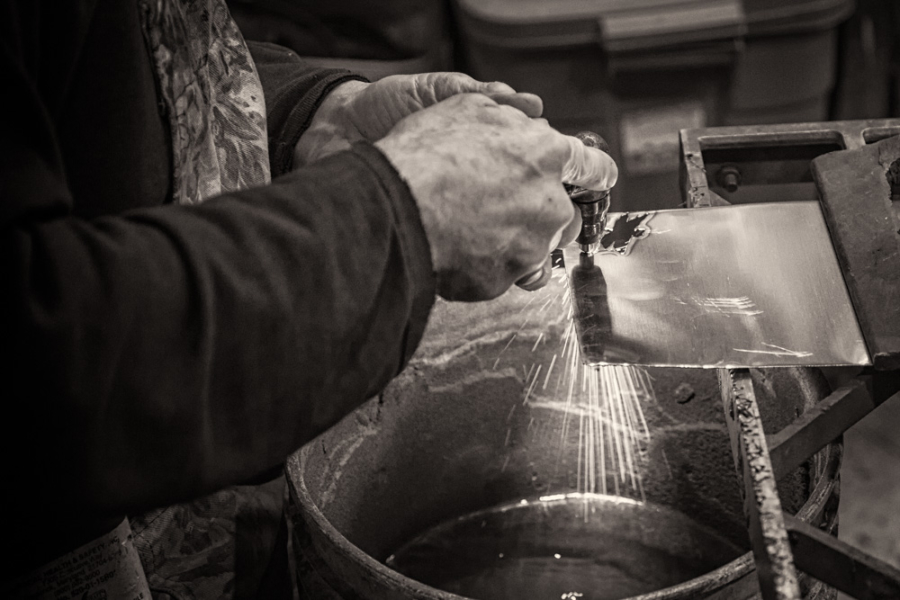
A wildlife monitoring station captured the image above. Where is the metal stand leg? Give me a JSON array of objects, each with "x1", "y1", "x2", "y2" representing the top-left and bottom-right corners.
[
  {"x1": 720, "y1": 368, "x2": 802, "y2": 600},
  {"x1": 719, "y1": 368, "x2": 900, "y2": 599}
]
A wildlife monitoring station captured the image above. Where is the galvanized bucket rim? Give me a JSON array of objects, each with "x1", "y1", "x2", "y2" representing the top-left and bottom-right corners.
[{"x1": 288, "y1": 437, "x2": 840, "y2": 600}]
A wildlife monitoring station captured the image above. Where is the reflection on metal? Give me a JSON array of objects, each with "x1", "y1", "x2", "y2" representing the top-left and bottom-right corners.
[
  {"x1": 563, "y1": 202, "x2": 870, "y2": 368},
  {"x1": 594, "y1": 212, "x2": 652, "y2": 256},
  {"x1": 720, "y1": 369, "x2": 801, "y2": 600}
]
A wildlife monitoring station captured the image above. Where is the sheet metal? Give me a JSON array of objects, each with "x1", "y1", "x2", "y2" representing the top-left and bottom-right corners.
[{"x1": 563, "y1": 201, "x2": 870, "y2": 368}]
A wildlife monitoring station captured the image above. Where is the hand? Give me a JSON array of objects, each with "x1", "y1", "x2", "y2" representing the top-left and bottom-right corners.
[
  {"x1": 293, "y1": 73, "x2": 544, "y2": 167},
  {"x1": 375, "y1": 93, "x2": 617, "y2": 301}
]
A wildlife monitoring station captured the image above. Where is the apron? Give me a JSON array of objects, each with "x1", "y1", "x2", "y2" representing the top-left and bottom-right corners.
[{"x1": 131, "y1": 2, "x2": 282, "y2": 598}]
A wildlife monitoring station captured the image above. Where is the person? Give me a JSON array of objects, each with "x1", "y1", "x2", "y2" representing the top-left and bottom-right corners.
[{"x1": 1, "y1": 0, "x2": 617, "y2": 597}]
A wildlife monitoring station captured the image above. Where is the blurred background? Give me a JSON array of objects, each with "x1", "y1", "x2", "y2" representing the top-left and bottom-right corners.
[
  {"x1": 226, "y1": 0, "x2": 899, "y2": 586},
  {"x1": 227, "y1": 0, "x2": 900, "y2": 212}
]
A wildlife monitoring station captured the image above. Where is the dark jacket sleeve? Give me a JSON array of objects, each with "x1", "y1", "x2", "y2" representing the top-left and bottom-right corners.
[
  {"x1": 1, "y1": 19, "x2": 434, "y2": 519},
  {"x1": 248, "y1": 41, "x2": 368, "y2": 176}
]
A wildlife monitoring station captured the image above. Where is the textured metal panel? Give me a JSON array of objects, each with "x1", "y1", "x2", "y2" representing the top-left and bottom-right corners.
[{"x1": 564, "y1": 202, "x2": 870, "y2": 368}]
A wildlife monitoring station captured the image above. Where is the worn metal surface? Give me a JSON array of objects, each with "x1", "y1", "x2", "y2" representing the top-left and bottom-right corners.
[
  {"x1": 564, "y1": 202, "x2": 869, "y2": 368},
  {"x1": 812, "y1": 135, "x2": 900, "y2": 370},
  {"x1": 784, "y1": 513, "x2": 900, "y2": 600},
  {"x1": 720, "y1": 369, "x2": 801, "y2": 600}
]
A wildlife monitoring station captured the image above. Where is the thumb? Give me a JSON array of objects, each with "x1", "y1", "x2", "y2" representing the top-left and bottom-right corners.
[{"x1": 561, "y1": 135, "x2": 619, "y2": 191}]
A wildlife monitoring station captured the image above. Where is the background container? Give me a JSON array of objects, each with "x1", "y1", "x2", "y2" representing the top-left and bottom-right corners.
[
  {"x1": 451, "y1": 0, "x2": 855, "y2": 210},
  {"x1": 228, "y1": 0, "x2": 452, "y2": 80}
]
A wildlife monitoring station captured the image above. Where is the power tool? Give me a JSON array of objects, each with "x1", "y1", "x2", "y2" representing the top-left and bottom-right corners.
[{"x1": 565, "y1": 132, "x2": 612, "y2": 255}]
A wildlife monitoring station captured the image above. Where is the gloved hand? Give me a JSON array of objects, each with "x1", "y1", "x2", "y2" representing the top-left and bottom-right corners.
[
  {"x1": 293, "y1": 73, "x2": 544, "y2": 167},
  {"x1": 375, "y1": 93, "x2": 617, "y2": 301}
]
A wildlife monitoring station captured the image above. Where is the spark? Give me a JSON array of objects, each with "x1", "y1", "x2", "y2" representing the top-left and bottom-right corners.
[
  {"x1": 542, "y1": 353, "x2": 558, "y2": 390},
  {"x1": 495, "y1": 267, "x2": 653, "y2": 507}
]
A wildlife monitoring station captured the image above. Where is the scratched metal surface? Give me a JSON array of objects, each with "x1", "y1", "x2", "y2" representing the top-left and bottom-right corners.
[{"x1": 563, "y1": 201, "x2": 871, "y2": 368}]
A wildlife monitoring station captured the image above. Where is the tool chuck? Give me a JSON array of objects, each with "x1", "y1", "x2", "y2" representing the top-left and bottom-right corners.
[{"x1": 564, "y1": 132, "x2": 612, "y2": 255}]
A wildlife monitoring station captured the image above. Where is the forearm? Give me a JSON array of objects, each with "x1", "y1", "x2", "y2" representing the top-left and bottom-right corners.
[{"x1": 2, "y1": 144, "x2": 434, "y2": 517}]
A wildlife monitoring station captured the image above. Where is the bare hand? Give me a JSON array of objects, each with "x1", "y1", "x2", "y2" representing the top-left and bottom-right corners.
[
  {"x1": 375, "y1": 93, "x2": 617, "y2": 301},
  {"x1": 293, "y1": 73, "x2": 544, "y2": 167}
]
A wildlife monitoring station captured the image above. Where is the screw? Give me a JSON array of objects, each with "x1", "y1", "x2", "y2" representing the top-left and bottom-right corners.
[{"x1": 717, "y1": 165, "x2": 742, "y2": 193}]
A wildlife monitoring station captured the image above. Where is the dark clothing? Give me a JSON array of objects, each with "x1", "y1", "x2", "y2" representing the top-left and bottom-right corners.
[{"x1": 1, "y1": 0, "x2": 435, "y2": 582}]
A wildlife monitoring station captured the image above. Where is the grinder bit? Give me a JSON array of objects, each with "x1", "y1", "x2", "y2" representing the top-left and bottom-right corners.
[{"x1": 564, "y1": 132, "x2": 612, "y2": 255}]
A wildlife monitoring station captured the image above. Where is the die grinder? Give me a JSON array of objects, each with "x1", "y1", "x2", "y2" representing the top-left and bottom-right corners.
[
  {"x1": 565, "y1": 132, "x2": 615, "y2": 357},
  {"x1": 565, "y1": 132, "x2": 612, "y2": 255}
]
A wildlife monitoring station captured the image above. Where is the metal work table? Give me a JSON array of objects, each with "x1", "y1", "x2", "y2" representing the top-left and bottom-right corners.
[{"x1": 679, "y1": 119, "x2": 900, "y2": 599}]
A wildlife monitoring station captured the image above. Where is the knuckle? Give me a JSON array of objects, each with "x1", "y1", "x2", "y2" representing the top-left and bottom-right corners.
[
  {"x1": 536, "y1": 187, "x2": 574, "y2": 225},
  {"x1": 454, "y1": 92, "x2": 497, "y2": 113}
]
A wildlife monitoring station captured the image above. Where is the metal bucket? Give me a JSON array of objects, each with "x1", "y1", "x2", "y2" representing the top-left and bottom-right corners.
[{"x1": 285, "y1": 276, "x2": 840, "y2": 600}]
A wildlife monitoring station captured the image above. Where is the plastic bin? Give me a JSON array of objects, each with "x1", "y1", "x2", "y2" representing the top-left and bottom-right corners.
[{"x1": 451, "y1": 0, "x2": 855, "y2": 210}]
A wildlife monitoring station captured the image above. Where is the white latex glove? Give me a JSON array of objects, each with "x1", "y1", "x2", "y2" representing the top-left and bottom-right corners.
[
  {"x1": 375, "y1": 93, "x2": 618, "y2": 301},
  {"x1": 562, "y1": 135, "x2": 618, "y2": 190},
  {"x1": 293, "y1": 72, "x2": 544, "y2": 167}
]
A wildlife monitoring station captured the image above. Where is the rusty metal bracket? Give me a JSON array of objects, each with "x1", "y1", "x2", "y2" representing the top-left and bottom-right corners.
[
  {"x1": 768, "y1": 375, "x2": 900, "y2": 480},
  {"x1": 718, "y1": 368, "x2": 900, "y2": 599},
  {"x1": 768, "y1": 377, "x2": 871, "y2": 479},
  {"x1": 719, "y1": 368, "x2": 801, "y2": 600}
]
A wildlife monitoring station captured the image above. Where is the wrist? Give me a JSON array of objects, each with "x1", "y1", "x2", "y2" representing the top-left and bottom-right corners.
[{"x1": 293, "y1": 80, "x2": 369, "y2": 168}]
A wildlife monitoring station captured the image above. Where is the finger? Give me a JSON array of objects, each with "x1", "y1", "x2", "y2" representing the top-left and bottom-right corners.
[
  {"x1": 428, "y1": 74, "x2": 543, "y2": 118},
  {"x1": 554, "y1": 201, "x2": 582, "y2": 249},
  {"x1": 443, "y1": 94, "x2": 539, "y2": 130},
  {"x1": 560, "y1": 135, "x2": 619, "y2": 190},
  {"x1": 483, "y1": 80, "x2": 517, "y2": 94},
  {"x1": 515, "y1": 255, "x2": 554, "y2": 292},
  {"x1": 428, "y1": 73, "x2": 515, "y2": 102},
  {"x1": 484, "y1": 92, "x2": 543, "y2": 118}
]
